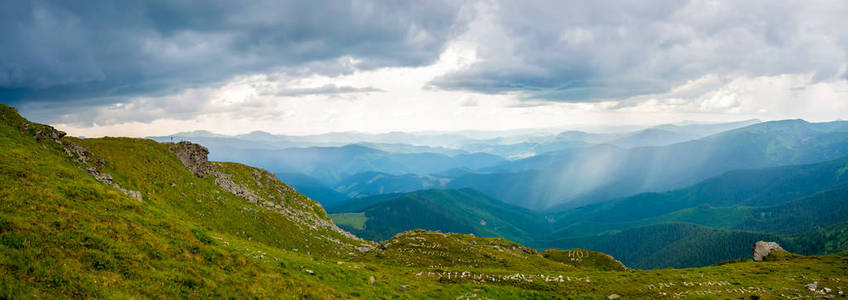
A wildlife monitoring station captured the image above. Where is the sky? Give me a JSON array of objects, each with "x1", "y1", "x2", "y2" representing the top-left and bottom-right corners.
[{"x1": 1, "y1": 0, "x2": 847, "y2": 137}]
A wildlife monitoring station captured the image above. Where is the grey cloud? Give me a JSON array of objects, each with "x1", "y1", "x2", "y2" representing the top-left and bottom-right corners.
[
  {"x1": 0, "y1": 0, "x2": 463, "y2": 109},
  {"x1": 430, "y1": 0, "x2": 848, "y2": 102}
]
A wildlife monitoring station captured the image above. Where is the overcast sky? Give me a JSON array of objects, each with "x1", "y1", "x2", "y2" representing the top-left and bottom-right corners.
[{"x1": 2, "y1": 0, "x2": 847, "y2": 137}]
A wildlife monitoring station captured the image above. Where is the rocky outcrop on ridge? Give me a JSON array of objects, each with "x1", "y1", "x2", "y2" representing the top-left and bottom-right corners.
[
  {"x1": 167, "y1": 141, "x2": 371, "y2": 250},
  {"x1": 752, "y1": 241, "x2": 784, "y2": 261},
  {"x1": 168, "y1": 141, "x2": 265, "y2": 203}
]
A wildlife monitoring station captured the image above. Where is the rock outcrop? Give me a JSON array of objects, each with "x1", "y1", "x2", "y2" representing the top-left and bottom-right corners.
[
  {"x1": 168, "y1": 142, "x2": 216, "y2": 178},
  {"x1": 25, "y1": 122, "x2": 66, "y2": 144},
  {"x1": 752, "y1": 241, "x2": 784, "y2": 261},
  {"x1": 168, "y1": 141, "x2": 265, "y2": 203}
]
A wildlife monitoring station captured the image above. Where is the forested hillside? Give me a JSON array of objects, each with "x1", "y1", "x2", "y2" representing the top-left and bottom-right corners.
[{"x1": 329, "y1": 189, "x2": 547, "y2": 243}]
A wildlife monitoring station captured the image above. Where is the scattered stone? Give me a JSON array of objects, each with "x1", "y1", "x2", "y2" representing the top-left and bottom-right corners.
[
  {"x1": 304, "y1": 269, "x2": 314, "y2": 275},
  {"x1": 823, "y1": 287, "x2": 832, "y2": 293},
  {"x1": 608, "y1": 294, "x2": 620, "y2": 299},
  {"x1": 86, "y1": 162, "x2": 143, "y2": 202},
  {"x1": 399, "y1": 284, "x2": 409, "y2": 291},
  {"x1": 805, "y1": 281, "x2": 818, "y2": 292},
  {"x1": 369, "y1": 276, "x2": 376, "y2": 284},
  {"x1": 25, "y1": 122, "x2": 66, "y2": 144},
  {"x1": 752, "y1": 241, "x2": 784, "y2": 261},
  {"x1": 66, "y1": 142, "x2": 90, "y2": 162},
  {"x1": 336, "y1": 261, "x2": 344, "y2": 265},
  {"x1": 124, "y1": 190, "x2": 143, "y2": 202}
]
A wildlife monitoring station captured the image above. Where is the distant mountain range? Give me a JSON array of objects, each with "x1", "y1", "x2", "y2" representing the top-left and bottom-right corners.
[
  {"x1": 148, "y1": 118, "x2": 768, "y2": 207},
  {"x1": 145, "y1": 117, "x2": 848, "y2": 269},
  {"x1": 163, "y1": 144, "x2": 504, "y2": 184},
  {"x1": 327, "y1": 155, "x2": 848, "y2": 268},
  {"x1": 449, "y1": 119, "x2": 848, "y2": 209}
]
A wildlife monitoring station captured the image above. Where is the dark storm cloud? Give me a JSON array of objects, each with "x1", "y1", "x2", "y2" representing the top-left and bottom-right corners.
[
  {"x1": 4, "y1": 0, "x2": 847, "y2": 115},
  {"x1": 430, "y1": 0, "x2": 848, "y2": 101},
  {"x1": 0, "y1": 0, "x2": 463, "y2": 104}
]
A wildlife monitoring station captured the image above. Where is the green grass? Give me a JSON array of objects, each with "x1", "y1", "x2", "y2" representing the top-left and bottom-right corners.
[
  {"x1": 330, "y1": 212, "x2": 368, "y2": 230},
  {"x1": 2, "y1": 104, "x2": 848, "y2": 299},
  {"x1": 542, "y1": 249, "x2": 628, "y2": 271}
]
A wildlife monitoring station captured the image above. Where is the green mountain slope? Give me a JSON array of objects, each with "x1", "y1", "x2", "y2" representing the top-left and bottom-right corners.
[
  {"x1": 329, "y1": 189, "x2": 549, "y2": 243},
  {"x1": 558, "y1": 183, "x2": 848, "y2": 240},
  {"x1": 787, "y1": 221, "x2": 848, "y2": 255},
  {"x1": 551, "y1": 157, "x2": 848, "y2": 238},
  {"x1": 737, "y1": 185, "x2": 848, "y2": 234},
  {"x1": 0, "y1": 105, "x2": 388, "y2": 297}
]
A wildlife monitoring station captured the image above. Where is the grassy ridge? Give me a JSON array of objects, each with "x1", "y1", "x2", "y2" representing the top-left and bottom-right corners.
[{"x1": 72, "y1": 136, "x2": 368, "y2": 258}]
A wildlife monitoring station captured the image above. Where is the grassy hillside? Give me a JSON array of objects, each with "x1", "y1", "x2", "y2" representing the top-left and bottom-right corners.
[
  {"x1": 357, "y1": 230, "x2": 570, "y2": 272},
  {"x1": 0, "y1": 105, "x2": 373, "y2": 297},
  {"x1": 329, "y1": 189, "x2": 549, "y2": 243},
  {"x1": 70, "y1": 136, "x2": 369, "y2": 258},
  {"x1": 542, "y1": 249, "x2": 628, "y2": 271}
]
